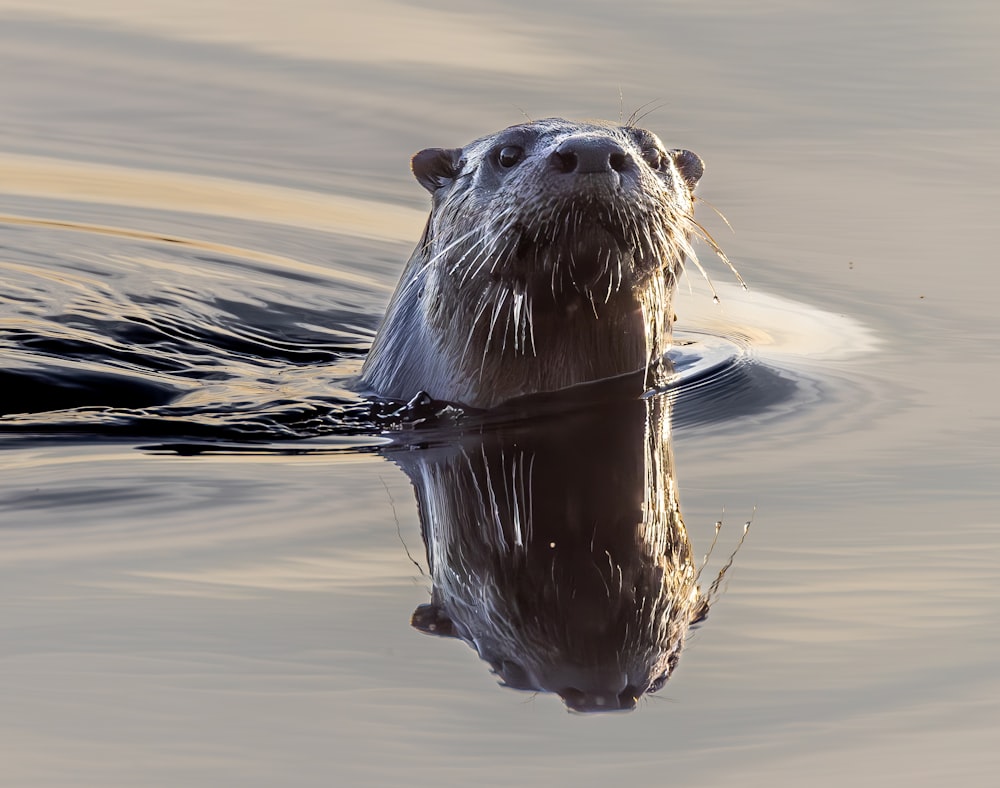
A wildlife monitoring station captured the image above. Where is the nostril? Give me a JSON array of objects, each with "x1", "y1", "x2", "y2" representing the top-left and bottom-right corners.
[
  {"x1": 551, "y1": 150, "x2": 578, "y2": 173},
  {"x1": 552, "y1": 136, "x2": 630, "y2": 175},
  {"x1": 559, "y1": 685, "x2": 638, "y2": 712}
]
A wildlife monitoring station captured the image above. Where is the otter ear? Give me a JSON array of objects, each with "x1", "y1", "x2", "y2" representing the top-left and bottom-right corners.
[
  {"x1": 670, "y1": 149, "x2": 704, "y2": 191},
  {"x1": 412, "y1": 147, "x2": 463, "y2": 193},
  {"x1": 411, "y1": 602, "x2": 457, "y2": 638}
]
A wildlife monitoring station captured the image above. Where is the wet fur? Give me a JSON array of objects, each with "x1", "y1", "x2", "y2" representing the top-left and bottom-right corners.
[{"x1": 361, "y1": 118, "x2": 705, "y2": 409}]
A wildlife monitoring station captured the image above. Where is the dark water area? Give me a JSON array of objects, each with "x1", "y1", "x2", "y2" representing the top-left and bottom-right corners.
[{"x1": 2, "y1": 2, "x2": 999, "y2": 786}]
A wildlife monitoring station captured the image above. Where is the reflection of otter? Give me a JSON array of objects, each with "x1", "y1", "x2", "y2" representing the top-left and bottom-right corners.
[
  {"x1": 387, "y1": 390, "x2": 709, "y2": 712},
  {"x1": 361, "y1": 118, "x2": 709, "y2": 409}
]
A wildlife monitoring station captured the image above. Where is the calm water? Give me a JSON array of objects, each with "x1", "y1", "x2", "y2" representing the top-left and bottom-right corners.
[{"x1": 2, "y1": 2, "x2": 999, "y2": 786}]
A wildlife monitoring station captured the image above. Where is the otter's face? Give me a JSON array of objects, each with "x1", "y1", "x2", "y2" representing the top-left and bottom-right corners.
[
  {"x1": 360, "y1": 118, "x2": 711, "y2": 407},
  {"x1": 411, "y1": 118, "x2": 704, "y2": 306}
]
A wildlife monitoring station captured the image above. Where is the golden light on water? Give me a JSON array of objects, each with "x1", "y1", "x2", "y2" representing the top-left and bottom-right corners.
[
  {"x1": 0, "y1": 153, "x2": 425, "y2": 244},
  {"x1": 0, "y1": 0, "x2": 568, "y2": 74}
]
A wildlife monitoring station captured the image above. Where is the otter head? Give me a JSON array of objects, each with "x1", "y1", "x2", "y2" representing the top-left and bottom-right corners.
[
  {"x1": 362, "y1": 119, "x2": 706, "y2": 408},
  {"x1": 412, "y1": 119, "x2": 703, "y2": 299}
]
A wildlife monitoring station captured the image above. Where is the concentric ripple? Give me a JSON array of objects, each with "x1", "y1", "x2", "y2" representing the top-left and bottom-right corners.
[
  {"x1": 667, "y1": 283, "x2": 876, "y2": 430},
  {"x1": 0, "y1": 214, "x2": 381, "y2": 442}
]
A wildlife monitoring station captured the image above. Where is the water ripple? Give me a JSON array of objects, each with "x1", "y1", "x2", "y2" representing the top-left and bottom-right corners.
[{"x1": 0, "y1": 208, "x2": 873, "y2": 445}]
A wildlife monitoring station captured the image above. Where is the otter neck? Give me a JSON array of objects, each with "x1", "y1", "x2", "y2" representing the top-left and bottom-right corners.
[{"x1": 425, "y1": 267, "x2": 674, "y2": 409}]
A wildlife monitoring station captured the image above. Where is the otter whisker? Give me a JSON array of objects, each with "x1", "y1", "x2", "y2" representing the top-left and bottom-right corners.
[
  {"x1": 526, "y1": 292, "x2": 537, "y2": 357},
  {"x1": 550, "y1": 255, "x2": 559, "y2": 303},
  {"x1": 702, "y1": 511, "x2": 753, "y2": 602},
  {"x1": 459, "y1": 222, "x2": 509, "y2": 279},
  {"x1": 688, "y1": 215, "x2": 747, "y2": 290},
  {"x1": 693, "y1": 195, "x2": 735, "y2": 234},
  {"x1": 392, "y1": 223, "x2": 487, "y2": 302},
  {"x1": 361, "y1": 117, "x2": 724, "y2": 409},
  {"x1": 586, "y1": 285, "x2": 599, "y2": 319},
  {"x1": 512, "y1": 287, "x2": 526, "y2": 354},
  {"x1": 680, "y1": 244, "x2": 721, "y2": 303},
  {"x1": 626, "y1": 98, "x2": 668, "y2": 129},
  {"x1": 502, "y1": 289, "x2": 516, "y2": 356},
  {"x1": 603, "y1": 248, "x2": 615, "y2": 304},
  {"x1": 481, "y1": 233, "x2": 514, "y2": 282},
  {"x1": 463, "y1": 286, "x2": 498, "y2": 364},
  {"x1": 482, "y1": 286, "x2": 510, "y2": 376}
]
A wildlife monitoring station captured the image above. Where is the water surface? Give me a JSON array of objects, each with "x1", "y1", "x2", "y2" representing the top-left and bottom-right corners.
[{"x1": 1, "y1": 2, "x2": 999, "y2": 786}]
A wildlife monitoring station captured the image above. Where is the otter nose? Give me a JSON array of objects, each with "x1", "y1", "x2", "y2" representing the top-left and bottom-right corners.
[
  {"x1": 551, "y1": 136, "x2": 630, "y2": 175},
  {"x1": 559, "y1": 685, "x2": 640, "y2": 713}
]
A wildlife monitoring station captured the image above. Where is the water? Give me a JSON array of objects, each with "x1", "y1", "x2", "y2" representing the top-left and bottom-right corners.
[{"x1": 2, "y1": 2, "x2": 999, "y2": 786}]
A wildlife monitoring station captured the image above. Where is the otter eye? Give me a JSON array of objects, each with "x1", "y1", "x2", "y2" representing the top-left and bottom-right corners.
[
  {"x1": 641, "y1": 148, "x2": 665, "y2": 169},
  {"x1": 497, "y1": 145, "x2": 524, "y2": 168}
]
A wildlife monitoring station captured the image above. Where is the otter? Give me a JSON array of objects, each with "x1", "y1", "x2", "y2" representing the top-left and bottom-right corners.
[
  {"x1": 360, "y1": 118, "x2": 707, "y2": 409},
  {"x1": 393, "y1": 392, "x2": 708, "y2": 712}
]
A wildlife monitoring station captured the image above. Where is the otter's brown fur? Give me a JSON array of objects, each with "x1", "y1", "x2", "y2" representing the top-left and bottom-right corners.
[{"x1": 361, "y1": 118, "x2": 705, "y2": 409}]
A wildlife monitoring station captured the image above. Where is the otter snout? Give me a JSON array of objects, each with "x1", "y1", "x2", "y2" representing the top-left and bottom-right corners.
[{"x1": 550, "y1": 135, "x2": 632, "y2": 175}]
